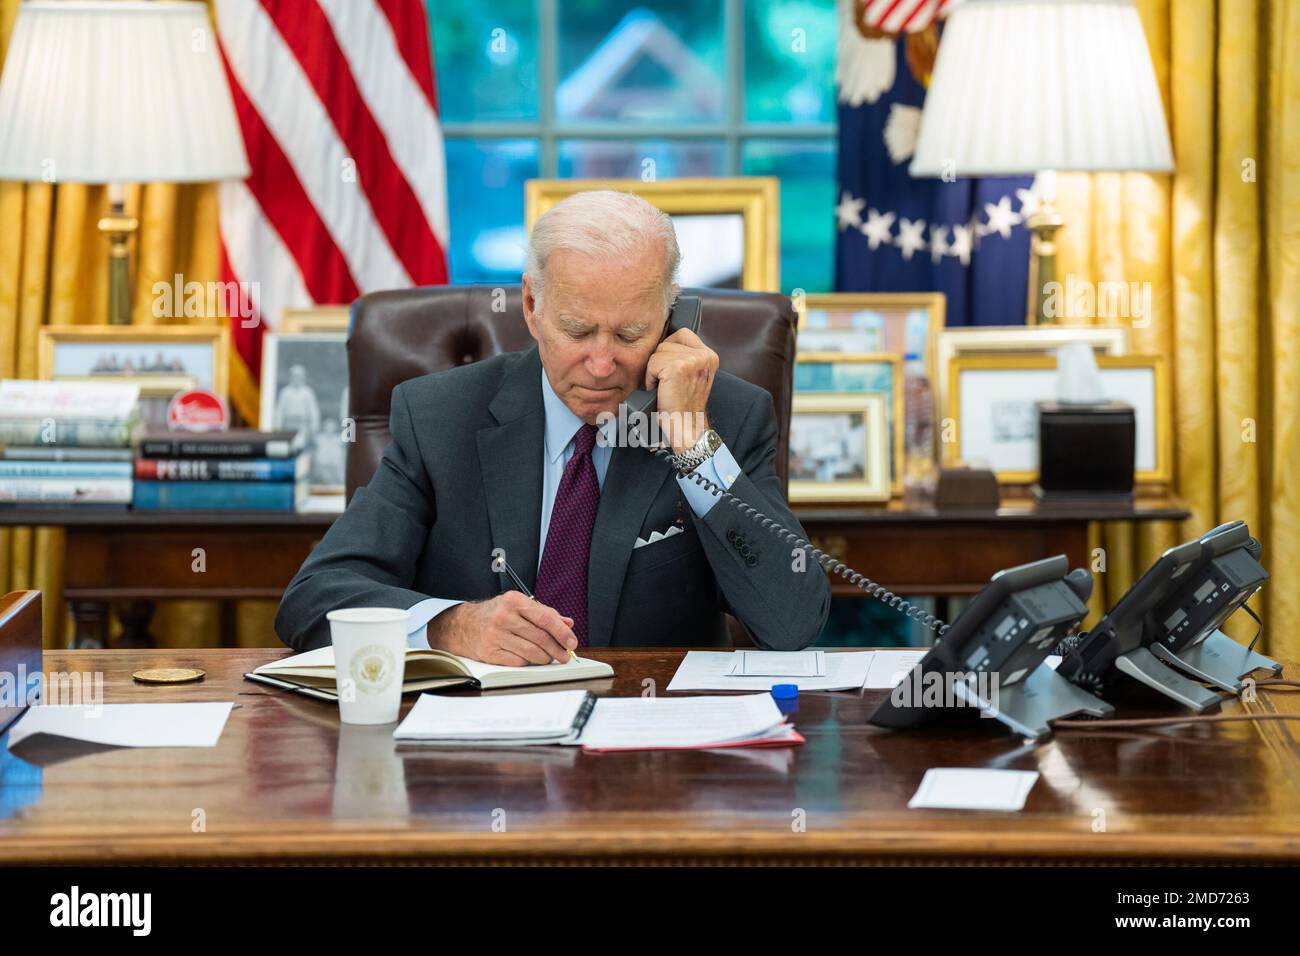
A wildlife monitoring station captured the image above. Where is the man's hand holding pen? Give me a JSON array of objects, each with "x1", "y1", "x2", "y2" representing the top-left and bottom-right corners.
[{"x1": 426, "y1": 591, "x2": 578, "y2": 666}]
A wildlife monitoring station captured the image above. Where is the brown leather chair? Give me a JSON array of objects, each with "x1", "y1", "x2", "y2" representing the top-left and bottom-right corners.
[{"x1": 345, "y1": 285, "x2": 798, "y2": 502}]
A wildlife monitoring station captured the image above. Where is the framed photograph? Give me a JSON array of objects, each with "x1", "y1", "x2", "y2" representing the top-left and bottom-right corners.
[
  {"x1": 788, "y1": 392, "x2": 890, "y2": 504},
  {"x1": 38, "y1": 324, "x2": 229, "y2": 428},
  {"x1": 944, "y1": 354, "x2": 1171, "y2": 485},
  {"x1": 933, "y1": 324, "x2": 1131, "y2": 432},
  {"x1": 524, "y1": 177, "x2": 779, "y2": 292},
  {"x1": 259, "y1": 332, "x2": 349, "y2": 494},
  {"x1": 795, "y1": 352, "x2": 904, "y2": 496},
  {"x1": 281, "y1": 306, "x2": 350, "y2": 334},
  {"x1": 796, "y1": 291, "x2": 944, "y2": 382}
]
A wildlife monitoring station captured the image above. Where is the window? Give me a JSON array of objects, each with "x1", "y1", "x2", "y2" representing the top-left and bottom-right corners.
[{"x1": 431, "y1": 0, "x2": 836, "y2": 294}]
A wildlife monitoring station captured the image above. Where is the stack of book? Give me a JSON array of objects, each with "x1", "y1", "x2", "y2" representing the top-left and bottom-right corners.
[
  {"x1": 133, "y1": 429, "x2": 309, "y2": 511},
  {"x1": 0, "y1": 380, "x2": 140, "y2": 509}
]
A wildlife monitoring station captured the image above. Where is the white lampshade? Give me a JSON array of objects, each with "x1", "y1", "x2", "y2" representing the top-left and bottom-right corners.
[
  {"x1": 909, "y1": 0, "x2": 1174, "y2": 177},
  {"x1": 0, "y1": 0, "x2": 249, "y2": 183}
]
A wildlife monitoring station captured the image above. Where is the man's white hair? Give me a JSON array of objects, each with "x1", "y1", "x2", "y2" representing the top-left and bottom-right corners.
[{"x1": 525, "y1": 190, "x2": 681, "y2": 314}]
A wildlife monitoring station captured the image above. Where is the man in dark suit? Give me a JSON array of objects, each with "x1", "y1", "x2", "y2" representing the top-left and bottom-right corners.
[{"x1": 276, "y1": 190, "x2": 831, "y2": 662}]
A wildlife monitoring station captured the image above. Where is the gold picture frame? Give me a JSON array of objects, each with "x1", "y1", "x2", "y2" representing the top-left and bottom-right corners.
[
  {"x1": 795, "y1": 352, "x2": 904, "y2": 496},
  {"x1": 795, "y1": 292, "x2": 946, "y2": 389},
  {"x1": 788, "y1": 391, "x2": 891, "y2": 503},
  {"x1": 933, "y1": 324, "x2": 1131, "y2": 434},
  {"x1": 524, "y1": 177, "x2": 780, "y2": 292},
  {"x1": 281, "y1": 307, "x2": 350, "y2": 334},
  {"x1": 944, "y1": 353, "x2": 1172, "y2": 485},
  {"x1": 38, "y1": 324, "x2": 230, "y2": 400}
]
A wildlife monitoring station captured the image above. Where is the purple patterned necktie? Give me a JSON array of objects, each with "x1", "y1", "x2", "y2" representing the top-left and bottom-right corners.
[{"x1": 534, "y1": 423, "x2": 600, "y2": 645}]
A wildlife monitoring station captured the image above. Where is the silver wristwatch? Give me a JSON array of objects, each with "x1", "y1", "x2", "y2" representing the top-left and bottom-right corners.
[{"x1": 670, "y1": 428, "x2": 723, "y2": 473}]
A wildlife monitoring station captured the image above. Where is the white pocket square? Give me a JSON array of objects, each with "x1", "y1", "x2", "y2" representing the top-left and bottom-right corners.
[{"x1": 634, "y1": 525, "x2": 684, "y2": 549}]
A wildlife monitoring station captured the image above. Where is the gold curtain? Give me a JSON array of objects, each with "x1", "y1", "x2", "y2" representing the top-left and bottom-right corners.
[
  {"x1": 1058, "y1": 0, "x2": 1300, "y2": 660},
  {"x1": 0, "y1": 0, "x2": 278, "y2": 649}
]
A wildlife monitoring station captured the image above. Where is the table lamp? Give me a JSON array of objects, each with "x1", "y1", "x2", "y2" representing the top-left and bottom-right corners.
[
  {"x1": 908, "y1": 0, "x2": 1174, "y2": 325},
  {"x1": 0, "y1": 0, "x2": 249, "y2": 325}
]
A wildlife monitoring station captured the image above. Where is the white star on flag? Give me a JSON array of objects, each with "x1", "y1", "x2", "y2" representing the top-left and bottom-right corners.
[
  {"x1": 835, "y1": 191, "x2": 866, "y2": 232},
  {"x1": 929, "y1": 224, "x2": 950, "y2": 264},
  {"x1": 982, "y1": 196, "x2": 1019, "y2": 240},
  {"x1": 949, "y1": 223, "x2": 974, "y2": 265},
  {"x1": 895, "y1": 217, "x2": 927, "y2": 260},
  {"x1": 860, "y1": 208, "x2": 897, "y2": 250},
  {"x1": 1016, "y1": 187, "x2": 1041, "y2": 222}
]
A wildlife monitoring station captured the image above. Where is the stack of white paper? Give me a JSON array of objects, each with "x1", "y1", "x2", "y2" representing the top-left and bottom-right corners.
[
  {"x1": 668, "y1": 649, "x2": 934, "y2": 693},
  {"x1": 6, "y1": 702, "x2": 234, "y2": 749},
  {"x1": 726, "y1": 650, "x2": 826, "y2": 677},
  {"x1": 863, "y1": 649, "x2": 928, "y2": 689},
  {"x1": 908, "y1": 768, "x2": 1040, "y2": 811},
  {"x1": 666, "y1": 650, "x2": 865, "y2": 691},
  {"x1": 394, "y1": 690, "x2": 591, "y2": 746},
  {"x1": 576, "y1": 693, "x2": 793, "y2": 751}
]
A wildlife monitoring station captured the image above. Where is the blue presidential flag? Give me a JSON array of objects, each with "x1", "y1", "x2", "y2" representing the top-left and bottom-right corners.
[{"x1": 833, "y1": 7, "x2": 1035, "y2": 327}]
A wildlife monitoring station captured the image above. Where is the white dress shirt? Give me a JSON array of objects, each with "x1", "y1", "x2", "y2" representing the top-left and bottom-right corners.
[{"x1": 404, "y1": 366, "x2": 741, "y2": 647}]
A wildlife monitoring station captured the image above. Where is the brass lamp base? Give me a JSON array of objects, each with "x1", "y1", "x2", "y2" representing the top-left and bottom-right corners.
[
  {"x1": 98, "y1": 196, "x2": 138, "y2": 326},
  {"x1": 1025, "y1": 197, "x2": 1064, "y2": 326}
]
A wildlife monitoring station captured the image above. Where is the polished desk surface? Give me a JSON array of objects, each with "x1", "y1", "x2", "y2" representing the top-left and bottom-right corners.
[{"x1": 2, "y1": 647, "x2": 1296, "y2": 865}]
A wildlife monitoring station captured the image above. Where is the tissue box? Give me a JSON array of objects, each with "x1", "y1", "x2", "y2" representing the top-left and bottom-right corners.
[{"x1": 1034, "y1": 401, "x2": 1135, "y2": 502}]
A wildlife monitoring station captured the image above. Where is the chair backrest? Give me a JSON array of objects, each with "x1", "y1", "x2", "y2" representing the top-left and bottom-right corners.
[
  {"x1": 345, "y1": 285, "x2": 798, "y2": 501},
  {"x1": 0, "y1": 590, "x2": 41, "y2": 734}
]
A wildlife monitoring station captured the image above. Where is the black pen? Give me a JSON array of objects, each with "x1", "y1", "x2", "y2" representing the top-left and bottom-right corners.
[
  {"x1": 492, "y1": 551, "x2": 534, "y2": 599},
  {"x1": 491, "y1": 551, "x2": 576, "y2": 662}
]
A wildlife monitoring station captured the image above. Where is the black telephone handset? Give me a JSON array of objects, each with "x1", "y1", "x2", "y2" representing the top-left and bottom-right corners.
[
  {"x1": 623, "y1": 294, "x2": 948, "y2": 635},
  {"x1": 622, "y1": 295, "x2": 702, "y2": 417}
]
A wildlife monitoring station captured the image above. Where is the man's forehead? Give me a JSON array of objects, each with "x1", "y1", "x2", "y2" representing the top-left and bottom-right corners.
[{"x1": 545, "y1": 269, "x2": 665, "y2": 324}]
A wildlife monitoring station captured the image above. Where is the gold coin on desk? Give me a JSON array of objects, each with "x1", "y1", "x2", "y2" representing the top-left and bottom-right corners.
[{"x1": 132, "y1": 667, "x2": 205, "y2": 684}]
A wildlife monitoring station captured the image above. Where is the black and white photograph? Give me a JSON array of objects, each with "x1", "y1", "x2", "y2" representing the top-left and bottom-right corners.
[{"x1": 259, "y1": 332, "x2": 349, "y2": 493}]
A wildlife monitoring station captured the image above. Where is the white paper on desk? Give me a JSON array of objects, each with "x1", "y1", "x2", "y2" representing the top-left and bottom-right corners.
[
  {"x1": 863, "y1": 649, "x2": 928, "y2": 689},
  {"x1": 726, "y1": 650, "x2": 826, "y2": 677},
  {"x1": 668, "y1": 650, "x2": 875, "y2": 692},
  {"x1": 908, "y1": 768, "x2": 1040, "y2": 811},
  {"x1": 394, "y1": 690, "x2": 589, "y2": 742},
  {"x1": 6, "y1": 702, "x2": 233, "y2": 749},
  {"x1": 575, "y1": 694, "x2": 785, "y2": 750}
]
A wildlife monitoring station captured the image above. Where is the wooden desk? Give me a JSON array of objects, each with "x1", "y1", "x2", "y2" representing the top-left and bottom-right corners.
[
  {"x1": 2, "y1": 493, "x2": 1189, "y2": 649},
  {"x1": 1, "y1": 647, "x2": 1295, "y2": 865}
]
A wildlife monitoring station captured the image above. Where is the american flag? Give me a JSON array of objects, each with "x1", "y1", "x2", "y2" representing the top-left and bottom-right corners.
[
  {"x1": 857, "y1": 0, "x2": 960, "y2": 35},
  {"x1": 214, "y1": 0, "x2": 450, "y2": 421}
]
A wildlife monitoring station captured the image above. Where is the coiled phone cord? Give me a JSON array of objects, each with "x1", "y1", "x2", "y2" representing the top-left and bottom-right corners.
[{"x1": 644, "y1": 442, "x2": 951, "y2": 636}]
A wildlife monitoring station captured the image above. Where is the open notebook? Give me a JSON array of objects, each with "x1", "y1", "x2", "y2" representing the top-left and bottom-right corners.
[{"x1": 246, "y1": 644, "x2": 614, "y2": 697}]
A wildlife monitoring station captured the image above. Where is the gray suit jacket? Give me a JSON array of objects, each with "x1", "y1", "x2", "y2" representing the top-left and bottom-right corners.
[{"x1": 275, "y1": 346, "x2": 831, "y2": 652}]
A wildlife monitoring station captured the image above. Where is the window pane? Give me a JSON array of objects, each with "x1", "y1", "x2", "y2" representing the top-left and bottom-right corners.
[
  {"x1": 742, "y1": 138, "x2": 836, "y2": 294},
  {"x1": 744, "y1": 0, "x2": 837, "y2": 123},
  {"x1": 443, "y1": 139, "x2": 539, "y2": 285},
  {"x1": 430, "y1": 0, "x2": 538, "y2": 122},
  {"x1": 557, "y1": 2, "x2": 725, "y2": 124},
  {"x1": 557, "y1": 139, "x2": 727, "y2": 179}
]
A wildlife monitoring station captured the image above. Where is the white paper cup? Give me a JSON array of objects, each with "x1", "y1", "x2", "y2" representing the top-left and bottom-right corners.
[{"x1": 327, "y1": 607, "x2": 409, "y2": 725}]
